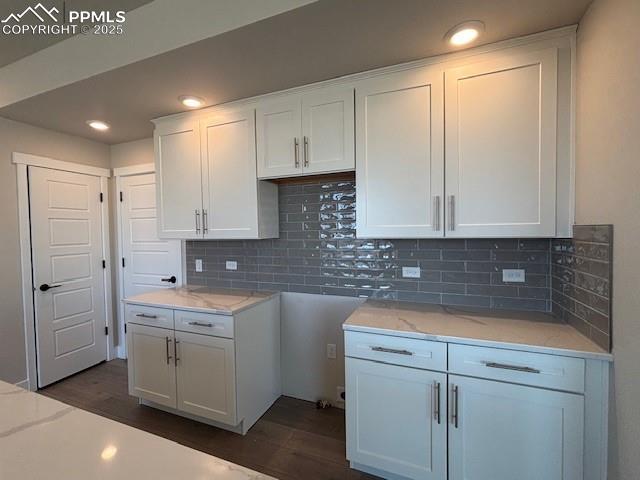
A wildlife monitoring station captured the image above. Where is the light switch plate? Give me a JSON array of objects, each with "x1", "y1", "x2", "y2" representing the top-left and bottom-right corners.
[
  {"x1": 225, "y1": 260, "x2": 238, "y2": 271},
  {"x1": 327, "y1": 343, "x2": 337, "y2": 359},
  {"x1": 195, "y1": 259, "x2": 203, "y2": 273},
  {"x1": 502, "y1": 269, "x2": 526, "y2": 283},
  {"x1": 402, "y1": 266, "x2": 421, "y2": 278}
]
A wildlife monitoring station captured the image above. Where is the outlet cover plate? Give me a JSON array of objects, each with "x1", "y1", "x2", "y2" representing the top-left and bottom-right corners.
[
  {"x1": 402, "y1": 266, "x2": 421, "y2": 278},
  {"x1": 327, "y1": 343, "x2": 337, "y2": 359},
  {"x1": 195, "y1": 259, "x2": 203, "y2": 273},
  {"x1": 225, "y1": 260, "x2": 238, "y2": 271},
  {"x1": 502, "y1": 269, "x2": 526, "y2": 283}
]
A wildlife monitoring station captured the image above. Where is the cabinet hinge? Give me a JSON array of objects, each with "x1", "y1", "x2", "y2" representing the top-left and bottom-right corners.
[
  {"x1": 102, "y1": 260, "x2": 106, "y2": 269},
  {"x1": 104, "y1": 326, "x2": 109, "y2": 336},
  {"x1": 119, "y1": 191, "x2": 123, "y2": 202},
  {"x1": 122, "y1": 258, "x2": 125, "y2": 268},
  {"x1": 99, "y1": 192, "x2": 104, "y2": 203},
  {"x1": 124, "y1": 324, "x2": 127, "y2": 334}
]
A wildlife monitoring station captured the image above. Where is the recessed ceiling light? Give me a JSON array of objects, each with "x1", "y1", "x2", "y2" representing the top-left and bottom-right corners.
[
  {"x1": 179, "y1": 95, "x2": 205, "y2": 109},
  {"x1": 446, "y1": 21, "x2": 485, "y2": 46},
  {"x1": 86, "y1": 120, "x2": 110, "y2": 131}
]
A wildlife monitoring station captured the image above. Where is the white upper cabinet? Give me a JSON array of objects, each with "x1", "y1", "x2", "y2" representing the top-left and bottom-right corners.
[
  {"x1": 154, "y1": 107, "x2": 278, "y2": 240},
  {"x1": 301, "y1": 87, "x2": 354, "y2": 175},
  {"x1": 201, "y1": 107, "x2": 278, "y2": 239},
  {"x1": 155, "y1": 118, "x2": 203, "y2": 239},
  {"x1": 256, "y1": 97, "x2": 302, "y2": 178},
  {"x1": 257, "y1": 87, "x2": 355, "y2": 179},
  {"x1": 444, "y1": 48, "x2": 559, "y2": 237},
  {"x1": 355, "y1": 66, "x2": 445, "y2": 238}
]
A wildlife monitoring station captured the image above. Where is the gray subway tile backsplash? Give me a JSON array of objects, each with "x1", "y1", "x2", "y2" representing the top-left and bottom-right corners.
[{"x1": 185, "y1": 178, "x2": 613, "y2": 350}]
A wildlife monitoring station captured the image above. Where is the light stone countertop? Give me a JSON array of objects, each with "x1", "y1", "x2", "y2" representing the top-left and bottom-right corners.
[
  {"x1": 0, "y1": 380, "x2": 274, "y2": 480},
  {"x1": 343, "y1": 300, "x2": 613, "y2": 361},
  {"x1": 123, "y1": 286, "x2": 278, "y2": 315}
]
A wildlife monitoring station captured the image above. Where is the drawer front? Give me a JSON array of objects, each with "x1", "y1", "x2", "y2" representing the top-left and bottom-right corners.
[
  {"x1": 345, "y1": 330, "x2": 447, "y2": 371},
  {"x1": 126, "y1": 304, "x2": 174, "y2": 329},
  {"x1": 449, "y1": 344, "x2": 585, "y2": 393},
  {"x1": 174, "y1": 310, "x2": 234, "y2": 339}
]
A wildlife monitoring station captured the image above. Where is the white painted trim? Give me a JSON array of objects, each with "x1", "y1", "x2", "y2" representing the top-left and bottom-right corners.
[
  {"x1": 16, "y1": 164, "x2": 38, "y2": 392},
  {"x1": 100, "y1": 177, "x2": 116, "y2": 361},
  {"x1": 15, "y1": 379, "x2": 30, "y2": 390},
  {"x1": 16, "y1": 162, "x2": 112, "y2": 390},
  {"x1": 112, "y1": 163, "x2": 155, "y2": 177},
  {"x1": 153, "y1": 25, "x2": 578, "y2": 125},
  {"x1": 12, "y1": 152, "x2": 111, "y2": 177}
]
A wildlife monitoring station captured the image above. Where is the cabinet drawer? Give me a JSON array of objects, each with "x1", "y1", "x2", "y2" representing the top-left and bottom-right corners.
[
  {"x1": 345, "y1": 331, "x2": 446, "y2": 371},
  {"x1": 126, "y1": 304, "x2": 174, "y2": 329},
  {"x1": 174, "y1": 310, "x2": 234, "y2": 339},
  {"x1": 449, "y1": 344, "x2": 585, "y2": 393}
]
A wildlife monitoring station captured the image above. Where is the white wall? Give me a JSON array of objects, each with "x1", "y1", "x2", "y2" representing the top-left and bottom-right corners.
[
  {"x1": 0, "y1": 116, "x2": 110, "y2": 384},
  {"x1": 281, "y1": 292, "x2": 363, "y2": 405},
  {"x1": 575, "y1": 0, "x2": 640, "y2": 478}
]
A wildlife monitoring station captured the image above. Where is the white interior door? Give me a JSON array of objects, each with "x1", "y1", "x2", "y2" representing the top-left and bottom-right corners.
[
  {"x1": 29, "y1": 166, "x2": 107, "y2": 387},
  {"x1": 120, "y1": 173, "x2": 182, "y2": 297}
]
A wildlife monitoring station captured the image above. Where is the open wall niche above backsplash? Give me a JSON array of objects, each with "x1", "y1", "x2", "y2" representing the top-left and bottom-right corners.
[{"x1": 186, "y1": 178, "x2": 553, "y2": 312}]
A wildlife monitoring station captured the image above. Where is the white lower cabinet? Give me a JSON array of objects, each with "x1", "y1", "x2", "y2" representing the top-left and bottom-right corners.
[
  {"x1": 126, "y1": 323, "x2": 177, "y2": 408},
  {"x1": 448, "y1": 375, "x2": 584, "y2": 480},
  {"x1": 345, "y1": 331, "x2": 592, "y2": 480},
  {"x1": 346, "y1": 358, "x2": 447, "y2": 480},
  {"x1": 175, "y1": 330, "x2": 236, "y2": 425}
]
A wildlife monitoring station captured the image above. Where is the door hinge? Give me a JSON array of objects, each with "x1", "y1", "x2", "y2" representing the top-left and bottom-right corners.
[
  {"x1": 124, "y1": 323, "x2": 127, "y2": 334},
  {"x1": 122, "y1": 257, "x2": 125, "y2": 268},
  {"x1": 102, "y1": 259, "x2": 106, "y2": 269},
  {"x1": 119, "y1": 191, "x2": 123, "y2": 202},
  {"x1": 104, "y1": 326, "x2": 109, "y2": 336},
  {"x1": 99, "y1": 192, "x2": 104, "y2": 203}
]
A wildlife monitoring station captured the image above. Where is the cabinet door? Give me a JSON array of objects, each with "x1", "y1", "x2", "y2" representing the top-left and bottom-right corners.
[
  {"x1": 201, "y1": 107, "x2": 260, "y2": 239},
  {"x1": 256, "y1": 97, "x2": 302, "y2": 178},
  {"x1": 301, "y1": 87, "x2": 354, "y2": 175},
  {"x1": 445, "y1": 48, "x2": 558, "y2": 237},
  {"x1": 355, "y1": 66, "x2": 445, "y2": 238},
  {"x1": 449, "y1": 375, "x2": 583, "y2": 480},
  {"x1": 155, "y1": 118, "x2": 203, "y2": 239},
  {"x1": 175, "y1": 330, "x2": 237, "y2": 425},
  {"x1": 126, "y1": 324, "x2": 176, "y2": 408},
  {"x1": 346, "y1": 358, "x2": 447, "y2": 480}
]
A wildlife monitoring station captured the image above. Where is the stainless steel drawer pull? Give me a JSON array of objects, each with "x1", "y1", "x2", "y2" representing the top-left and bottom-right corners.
[
  {"x1": 448, "y1": 195, "x2": 455, "y2": 231},
  {"x1": 484, "y1": 362, "x2": 541, "y2": 374},
  {"x1": 136, "y1": 313, "x2": 158, "y2": 319},
  {"x1": 187, "y1": 321, "x2": 213, "y2": 328},
  {"x1": 303, "y1": 136, "x2": 309, "y2": 167},
  {"x1": 433, "y1": 381, "x2": 441, "y2": 424},
  {"x1": 370, "y1": 346, "x2": 413, "y2": 356},
  {"x1": 451, "y1": 385, "x2": 459, "y2": 428},
  {"x1": 433, "y1": 195, "x2": 441, "y2": 231},
  {"x1": 174, "y1": 340, "x2": 180, "y2": 366},
  {"x1": 165, "y1": 336, "x2": 172, "y2": 365},
  {"x1": 294, "y1": 138, "x2": 300, "y2": 168},
  {"x1": 195, "y1": 209, "x2": 201, "y2": 234}
]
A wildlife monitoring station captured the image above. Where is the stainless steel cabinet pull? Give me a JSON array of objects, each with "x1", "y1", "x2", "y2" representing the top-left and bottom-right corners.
[
  {"x1": 203, "y1": 209, "x2": 208, "y2": 233},
  {"x1": 195, "y1": 209, "x2": 201, "y2": 234},
  {"x1": 484, "y1": 362, "x2": 541, "y2": 374},
  {"x1": 448, "y1": 195, "x2": 455, "y2": 231},
  {"x1": 370, "y1": 346, "x2": 413, "y2": 356},
  {"x1": 303, "y1": 136, "x2": 309, "y2": 167},
  {"x1": 187, "y1": 321, "x2": 213, "y2": 328},
  {"x1": 294, "y1": 138, "x2": 300, "y2": 168},
  {"x1": 174, "y1": 340, "x2": 180, "y2": 366},
  {"x1": 165, "y1": 337, "x2": 172, "y2": 365},
  {"x1": 433, "y1": 381, "x2": 441, "y2": 424},
  {"x1": 136, "y1": 313, "x2": 157, "y2": 319},
  {"x1": 451, "y1": 385, "x2": 459, "y2": 428},
  {"x1": 433, "y1": 195, "x2": 441, "y2": 231}
]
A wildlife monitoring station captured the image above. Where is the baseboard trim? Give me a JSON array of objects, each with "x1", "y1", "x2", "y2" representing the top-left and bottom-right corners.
[{"x1": 14, "y1": 379, "x2": 30, "y2": 390}]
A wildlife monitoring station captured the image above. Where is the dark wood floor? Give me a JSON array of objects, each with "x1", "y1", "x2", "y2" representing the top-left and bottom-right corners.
[{"x1": 40, "y1": 359, "x2": 377, "y2": 480}]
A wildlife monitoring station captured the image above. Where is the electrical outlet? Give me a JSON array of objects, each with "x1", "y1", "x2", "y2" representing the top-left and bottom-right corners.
[
  {"x1": 225, "y1": 260, "x2": 238, "y2": 271},
  {"x1": 327, "y1": 343, "x2": 337, "y2": 359},
  {"x1": 502, "y1": 269, "x2": 526, "y2": 283},
  {"x1": 195, "y1": 259, "x2": 203, "y2": 273},
  {"x1": 336, "y1": 386, "x2": 345, "y2": 404},
  {"x1": 402, "y1": 266, "x2": 421, "y2": 278}
]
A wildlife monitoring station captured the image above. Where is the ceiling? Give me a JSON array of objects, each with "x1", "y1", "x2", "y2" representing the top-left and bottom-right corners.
[
  {"x1": 0, "y1": 0, "x2": 154, "y2": 67},
  {"x1": 0, "y1": 0, "x2": 593, "y2": 144}
]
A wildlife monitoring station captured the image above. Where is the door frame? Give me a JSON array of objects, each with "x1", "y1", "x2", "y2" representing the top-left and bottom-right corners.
[
  {"x1": 113, "y1": 163, "x2": 186, "y2": 359},
  {"x1": 13, "y1": 152, "x2": 113, "y2": 391}
]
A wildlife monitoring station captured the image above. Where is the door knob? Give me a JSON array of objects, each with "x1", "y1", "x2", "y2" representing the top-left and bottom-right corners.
[
  {"x1": 39, "y1": 283, "x2": 62, "y2": 292},
  {"x1": 161, "y1": 276, "x2": 177, "y2": 284}
]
